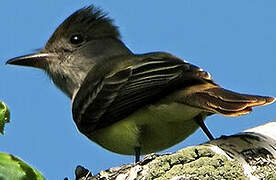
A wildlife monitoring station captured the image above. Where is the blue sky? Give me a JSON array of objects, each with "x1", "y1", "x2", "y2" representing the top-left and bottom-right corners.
[{"x1": 1, "y1": 1, "x2": 276, "y2": 179}]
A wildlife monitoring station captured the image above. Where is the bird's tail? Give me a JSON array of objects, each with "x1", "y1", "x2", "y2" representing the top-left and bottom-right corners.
[{"x1": 184, "y1": 87, "x2": 275, "y2": 116}]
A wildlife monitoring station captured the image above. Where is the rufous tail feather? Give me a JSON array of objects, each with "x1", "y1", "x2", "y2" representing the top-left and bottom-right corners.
[{"x1": 184, "y1": 87, "x2": 275, "y2": 116}]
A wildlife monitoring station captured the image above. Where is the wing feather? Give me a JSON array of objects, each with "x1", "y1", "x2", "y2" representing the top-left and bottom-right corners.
[
  {"x1": 72, "y1": 53, "x2": 210, "y2": 133},
  {"x1": 72, "y1": 52, "x2": 274, "y2": 134}
]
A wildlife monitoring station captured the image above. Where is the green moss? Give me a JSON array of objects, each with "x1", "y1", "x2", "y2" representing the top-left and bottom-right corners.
[
  {"x1": 252, "y1": 160, "x2": 276, "y2": 179},
  {"x1": 146, "y1": 146, "x2": 248, "y2": 180}
]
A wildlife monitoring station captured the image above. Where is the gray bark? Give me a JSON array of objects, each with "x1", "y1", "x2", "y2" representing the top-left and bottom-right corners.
[{"x1": 75, "y1": 122, "x2": 276, "y2": 180}]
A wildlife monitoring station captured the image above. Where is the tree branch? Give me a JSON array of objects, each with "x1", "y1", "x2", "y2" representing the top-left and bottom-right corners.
[{"x1": 74, "y1": 122, "x2": 276, "y2": 180}]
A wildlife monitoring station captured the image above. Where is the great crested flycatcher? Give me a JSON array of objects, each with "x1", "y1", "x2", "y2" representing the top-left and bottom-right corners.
[{"x1": 6, "y1": 6, "x2": 275, "y2": 162}]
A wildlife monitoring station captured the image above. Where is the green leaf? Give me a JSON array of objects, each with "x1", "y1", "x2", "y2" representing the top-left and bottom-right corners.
[
  {"x1": 0, "y1": 153, "x2": 45, "y2": 180},
  {"x1": 0, "y1": 101, "x2": 10, "y2": 135}
]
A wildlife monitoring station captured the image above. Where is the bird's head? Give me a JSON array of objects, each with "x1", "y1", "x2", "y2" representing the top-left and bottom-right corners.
[{"x1": 6, "y1": 6, "x2": 130, "y2": 98}]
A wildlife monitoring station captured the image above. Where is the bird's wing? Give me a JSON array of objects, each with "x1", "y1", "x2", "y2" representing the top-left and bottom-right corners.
[
  {"x1": 72, "y1": 52, "x2": 213, "y2": 133},
  {"x1": 72, "y1": 52, "x2": 275, "y2": 134}
]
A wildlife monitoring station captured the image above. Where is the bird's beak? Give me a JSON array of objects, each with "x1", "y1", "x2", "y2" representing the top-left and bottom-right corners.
[{"x1": 6, "y1": 53, "x2": 55, "y2": 69}]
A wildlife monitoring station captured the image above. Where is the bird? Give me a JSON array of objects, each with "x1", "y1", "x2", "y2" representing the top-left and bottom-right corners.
[{"x1": 6, "y1": 6, "x2": 275, "y2": 163}]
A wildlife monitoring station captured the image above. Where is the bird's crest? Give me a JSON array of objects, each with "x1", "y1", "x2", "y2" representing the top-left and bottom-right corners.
[{"x1": 46, "y1": 6, "x2": 120, "y2": 49}]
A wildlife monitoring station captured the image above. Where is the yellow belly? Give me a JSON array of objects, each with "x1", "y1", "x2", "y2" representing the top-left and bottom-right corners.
[{"x1": 89, "y1": 102, "x2": 203, "y2": 155}]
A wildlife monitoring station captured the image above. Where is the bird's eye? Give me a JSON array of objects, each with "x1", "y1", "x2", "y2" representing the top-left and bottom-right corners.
[{"x1": 70, "y1": 34, "x2": 84, "y2": 45}]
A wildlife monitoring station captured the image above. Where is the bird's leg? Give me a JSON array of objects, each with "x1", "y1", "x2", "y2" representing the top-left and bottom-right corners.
[
  {"x1": 134, "y1": 147, "x2": 141, "y2": 163},
  {"x1": 195, "y1": 115, "x2": 214, "y2": 140}
]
